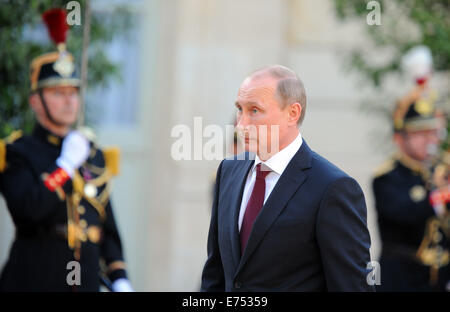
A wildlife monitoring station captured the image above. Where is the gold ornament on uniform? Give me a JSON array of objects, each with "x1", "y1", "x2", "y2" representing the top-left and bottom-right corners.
[
  {"x1": 414, "y1": 99, "x2": 433, "y2": 116},
  {"x1": 47, "y1": 134, "x2": 61, "y2": 146},
  {"x1": 0, "y1": 140, "x2": 6, "y2": 173},
  {"x1": 394, "y1": 118, "x2": 404, "y2": 131},
  {"x1": 78, "y1": 205, "x2": 85, "y2": 215},
  {"x1": 392, "y1": 83, "x2": 440, "y2": 132},
  {"x1": 84, "y1": 183, "x2": 98, "y2": 198},
  {"x1": 416, "y1": 216, "x2": 450, "y2": 285},
  {"x1": 53, "y1": 51, "x2": 75, "y2": 78},
  {"x1": 87, "y1": 226, "x2": 101, "y2": 244},
  {"x1": 410, "y1": 185, "x2": 427, "y2": 202},
  {"x1": 103, "y1": 147, "x2": 121, "y2": 176},
  {"x1": 0, "y1": 130, "x2": 23, "y2": 173},
  {"x1": 64, "y1": 144, "x2": 122, "y2": 258}
]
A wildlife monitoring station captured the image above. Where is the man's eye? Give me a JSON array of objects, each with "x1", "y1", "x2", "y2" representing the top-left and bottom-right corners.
[
  {"x1": 252, "y1": 108, "x2": 258, "y2": 113},
  {"x1": 237, "y1": 107, "x2": 242, "y2": 112}
]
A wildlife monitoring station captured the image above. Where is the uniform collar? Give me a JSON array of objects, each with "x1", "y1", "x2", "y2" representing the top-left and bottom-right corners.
[
  {"x1": 32, "y1": 123, "x2": 64, "y2": 147},
  {"x1": 253, "y1": 132, "x2": 303, "y2": 175},
  {"x1": 396, "y1": 151, "x2": 431, "y2": 180}
]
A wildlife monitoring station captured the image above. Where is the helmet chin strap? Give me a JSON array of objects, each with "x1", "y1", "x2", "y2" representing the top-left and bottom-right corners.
[
  {"x1": 401, "y1": 132, "x2": 420, "y2": 161},
  {"x1": 38, "y1": 89, "x2": 66, "y2": 127}
]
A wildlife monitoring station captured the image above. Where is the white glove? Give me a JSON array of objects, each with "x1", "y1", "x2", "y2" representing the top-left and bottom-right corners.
[
  {"x1": 111, "y1": 278, "x2": 134, "y2": 292},
  {"x1": 56, "y1": 130, "x2": 90, "y2": 178}
]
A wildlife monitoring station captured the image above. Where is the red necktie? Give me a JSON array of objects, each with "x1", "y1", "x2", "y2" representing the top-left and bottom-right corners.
[{"x1": 240, "y1": 163, "x2": 271, "y2": 254}]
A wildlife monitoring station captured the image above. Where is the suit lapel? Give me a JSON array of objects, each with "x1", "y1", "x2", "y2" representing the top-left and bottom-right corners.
[
  {"x1": 228, "y1": 155, "x2": 254, "y2": 266},
  {"x1": 235, "y1": 141, "x2": 313, "y2": 276}
]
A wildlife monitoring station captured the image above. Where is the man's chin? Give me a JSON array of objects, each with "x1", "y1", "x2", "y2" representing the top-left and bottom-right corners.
[
  {"x1": 54, "y1": 118, "x2": 76, "y2": 128},
  {"x1": 411, "y1": 154, "x2": 429, "y2": 163}
]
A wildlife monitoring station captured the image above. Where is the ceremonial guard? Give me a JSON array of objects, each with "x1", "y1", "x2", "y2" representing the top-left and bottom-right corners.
[
  {"x1": 373, "y1": 46, "x2": 449, "y2": 291},
  {"x1": 0, "y1": 8, "x2": 132, "y2": 291}
]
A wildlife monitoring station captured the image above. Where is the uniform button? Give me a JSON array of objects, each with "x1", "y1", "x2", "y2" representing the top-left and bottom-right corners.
[
  {"x1": 78, "y1": 206, "x2": 85, "y2": 215},
  {"x1": 234, "y1": 281, "x2": 242, "y2": 289},
  {"x1": 80, "y1": 219, "x2": 87, "y2": 228}
]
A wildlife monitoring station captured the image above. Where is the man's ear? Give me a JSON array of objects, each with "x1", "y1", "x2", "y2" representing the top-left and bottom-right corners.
[
  {"x1": 393, "y1": 132, "x2": 405, "y2": 147},
  {"x1": 288, "y1": 102, "x2": 302, "y2": 125},
  {"x1": 29, "y1": 92, "x2": 43, "y2": 116},
  {"x1": 29, "y1": 92, "x2": 38, "y2": 111}
]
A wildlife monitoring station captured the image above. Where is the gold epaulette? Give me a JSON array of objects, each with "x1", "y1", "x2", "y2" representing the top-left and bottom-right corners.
[
  {"x1": 0, "y1": 140, "x2": 5, "y2": 173},
  {"x1": 373, "y1": 158, "x2": 396, "y2": 179},
  {"x1": 78, "y1": 126, "x2": 97, "y2": 143},
  {"x1": 0, "y1": 130, "x2": 23, "y2": 173},
  {"x1": 103, "y1": 146, "x2": 120, "y2": 176}
]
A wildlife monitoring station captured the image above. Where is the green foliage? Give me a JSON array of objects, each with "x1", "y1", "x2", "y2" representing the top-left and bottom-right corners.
[
  {"x1": 333, "y1": 0, "x2": 450, "y2": 87},
  {"x1": 0, "y1": 0, "x2": 133, "y2": 137},
  {"x1": 333, "y1": 0, "x2": 450, "y2": 152}
]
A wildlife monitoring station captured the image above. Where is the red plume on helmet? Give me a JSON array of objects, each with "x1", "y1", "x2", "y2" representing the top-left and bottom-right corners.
[
  {"x1": 42, "y1": 8, "x2": 69, "y2": 46},
  {"x1": 29, "y1": 8, "x2": 78, "y2": 92}
]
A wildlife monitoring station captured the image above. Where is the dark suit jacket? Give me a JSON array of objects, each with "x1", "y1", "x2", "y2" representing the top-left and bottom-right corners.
[{"x1": 201, "y1": 140, "x2": 373, "y2": 291}]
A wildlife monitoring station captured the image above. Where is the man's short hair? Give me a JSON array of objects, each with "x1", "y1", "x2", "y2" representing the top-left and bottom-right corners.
[{"x1": 251, "y1": 65, "x2": 307, "y2": 125}]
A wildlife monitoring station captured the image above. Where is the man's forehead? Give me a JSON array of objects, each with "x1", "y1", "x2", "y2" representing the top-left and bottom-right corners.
[
  {"x1": 237, "y1": 76, "x2": 277, "y2": 99},
  {"x1": 44, "y1": 86, "x2": 79, "y2": 92},
  {"x1": 407, "y1": 128, "x2": 438, "y2": 135}
]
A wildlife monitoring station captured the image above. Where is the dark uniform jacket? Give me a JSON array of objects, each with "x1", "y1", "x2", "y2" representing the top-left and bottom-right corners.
[
  {"x1": 373, "y1": 154, "x2": 450, "y2": 291},
  {"x1": 0, "y1": 123, "x2": 127, "y2": 291}
]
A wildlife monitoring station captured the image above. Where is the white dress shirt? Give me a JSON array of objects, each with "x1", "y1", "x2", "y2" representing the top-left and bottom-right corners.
[{"x1": 238, "y1": 132, "x2": 303, "y2": 230}]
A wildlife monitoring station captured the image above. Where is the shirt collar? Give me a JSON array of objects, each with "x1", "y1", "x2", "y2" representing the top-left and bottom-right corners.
[{"x1": 253, "y1": 132, "x2": 303, "y2": 175}]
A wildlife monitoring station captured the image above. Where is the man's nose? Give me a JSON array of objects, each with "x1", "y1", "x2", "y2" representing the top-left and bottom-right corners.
[
  {"x1": 64, "y1": 93, "x2": 76, "y2": 104},
  {"x1": 237, "y1": 113, "x2": 249, "y2": 128},
  {"x1": 428, "y1": 131, "x2": 440, "y2": 143}
]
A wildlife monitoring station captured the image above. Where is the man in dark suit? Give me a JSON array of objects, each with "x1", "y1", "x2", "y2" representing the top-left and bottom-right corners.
[{"x1": 201, "y1": 65, "x2": 373, "y2": 292}]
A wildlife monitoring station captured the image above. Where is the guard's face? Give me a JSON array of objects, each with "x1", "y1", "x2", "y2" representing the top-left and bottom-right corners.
[
  {"x1": 398, "y1": 128, "x2": 440, "y2": 161},
  {"x1": 35, "y1": 86, "x2": 80, "y2": 126},
  {"x1": 235, "y1": 76, "x2": 289, "y2": 158}
]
